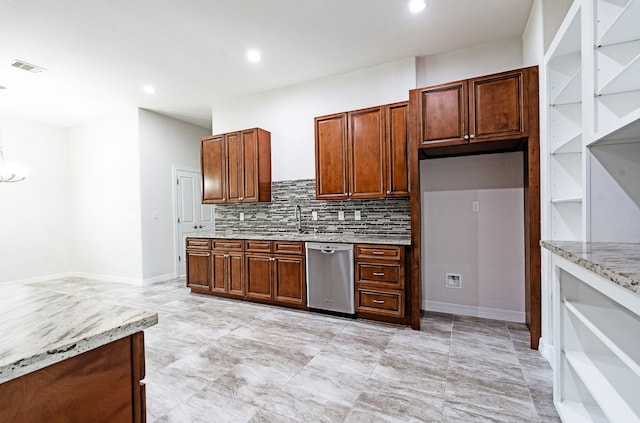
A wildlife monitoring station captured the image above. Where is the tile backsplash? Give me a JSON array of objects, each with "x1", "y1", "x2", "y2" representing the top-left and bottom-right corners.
[{"x1": 213, "y1": 179, "x2": 410, "y2": 237}]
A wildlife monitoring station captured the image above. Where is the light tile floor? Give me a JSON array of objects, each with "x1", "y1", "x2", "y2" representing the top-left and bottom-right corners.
[{"x1": 28, "y1": 277, "x2": 560, "y2": 423}]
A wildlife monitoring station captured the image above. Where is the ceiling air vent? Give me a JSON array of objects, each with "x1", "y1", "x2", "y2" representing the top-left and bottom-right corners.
[{"x1": 11, "y1": 60, "x2": 47, "y2": 73}]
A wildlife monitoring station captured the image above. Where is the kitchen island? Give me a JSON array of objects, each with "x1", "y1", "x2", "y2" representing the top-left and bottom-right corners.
[{"x1": 0, "y1": 284, "x2": 158, "y2": 422}]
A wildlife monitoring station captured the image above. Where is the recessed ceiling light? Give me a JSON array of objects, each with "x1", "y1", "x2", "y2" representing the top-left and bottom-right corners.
[
  {"x1": 409, "y1": 0, "x2": 427, "y2": 13},
  {"x1": 247, "y1": 50, "x2": 261, "y2": 63},
  {"x1": 144, "y1": 85, "x2": 156, "y2": 94}
]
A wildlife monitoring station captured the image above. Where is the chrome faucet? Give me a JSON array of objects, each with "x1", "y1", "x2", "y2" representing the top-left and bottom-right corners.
[{"x1": 295, "y1": 204, "x2": 302, "y2": 233}]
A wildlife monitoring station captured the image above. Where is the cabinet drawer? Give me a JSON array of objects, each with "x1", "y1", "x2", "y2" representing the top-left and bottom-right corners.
[
  {"x1": 355, "y1": 244, "x2": 403, "y2": 261},
  {"x1": 213, "y1": 240, "x2": 243, "y2": 251},
  {"x1": 244, "y1": 240, "x2": 272, "y2": 253},
  {"x1": 274, "y1": 241, "x2": 304, "y2": 255},
  {"x1": 356, "y1": 289, "x2": 404, "y2": 318},
  {"x1": 356, "y1": 263, "x2": 403, "y2": 288},
  {"x1": 186, "y1": 238, "x2": 211, "y2": 250}
]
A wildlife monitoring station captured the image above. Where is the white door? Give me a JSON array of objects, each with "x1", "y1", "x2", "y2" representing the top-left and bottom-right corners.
[{"x1": 175, "y1": 169, "x2": 213, "y2": 276}]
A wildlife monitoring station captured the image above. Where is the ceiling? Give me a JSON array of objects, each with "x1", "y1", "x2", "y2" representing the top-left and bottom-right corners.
[{"x1": 0, "y1": 0, "x2": 534, "y2": 129}]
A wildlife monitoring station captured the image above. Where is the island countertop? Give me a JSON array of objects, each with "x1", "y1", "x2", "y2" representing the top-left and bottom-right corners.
[
  {"x1": 540, "y1": 241, "x2": 640, "y2": 295},
  {"x1": 0, "y1": 284, "x2": 158, "y2": 384},
  {"x1": 186, "y1": 230, "x2": 411, "y2": 246}
]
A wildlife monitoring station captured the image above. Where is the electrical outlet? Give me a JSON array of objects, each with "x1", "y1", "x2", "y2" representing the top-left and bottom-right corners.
[
  {"x1": 446, "y1": 273, "x2": 462, "y2": 288},
  {"x1": 240, "y1": 212, "x2": 245, "y2": 221},
  {"x1": 312, "y1": 211, "x2": 318, "y2": 221},
  {"x1": 354, "y1": 210, "x2": 361, "y2": 221},
  {"x1": 472, "y1": 201, "x2": 480, "y2": 212},
  {"x1": 338, "y1": 211, "x2": 345, "y2": 221}
]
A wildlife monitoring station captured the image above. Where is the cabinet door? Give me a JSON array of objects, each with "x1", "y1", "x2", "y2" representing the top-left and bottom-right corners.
[
  {"x1": 273, "y1": 256, "x2": 306, "y2": 308},
  {"x1": 245, "y1": 254, "x2": 273, "y2": 301},
  {"x1": 385, "y1": 102, "x2": 409, "y2": 197},
  {"x1": 186, "y1": 250, "x2": 210, "y2": 291},
  {"x1": 241, "y1": 129, "x2": 258, "y2": 202},
  {"x1": 201, "y1": 136, "x2": 226, "y2": 203},
  {"x1": 227, "y1": 252, "x2": 245, "y2": 298},
  {"x1": 210, "y1": 252, "x2": 227, "y2": 294},
  {"x1": 225, "y1": 132, "x2": 244, "y2": 203},
  {"x1": 349, "y1": 107, "x2": 386, "y2": 199},
  {"x1": 419, "y1": 81, "x2": 468, "y2": 147},
  {"x1": 315, "y1": 113, "x2": 349, "y2": 200},
  {"x1": 469, "y1": 70, "x2": 526, "y2": 142}
]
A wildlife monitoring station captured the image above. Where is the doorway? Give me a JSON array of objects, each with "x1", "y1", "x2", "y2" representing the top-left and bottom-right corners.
[{"x1": 174, "y1": 168, "x2": 213, "y2": 277}]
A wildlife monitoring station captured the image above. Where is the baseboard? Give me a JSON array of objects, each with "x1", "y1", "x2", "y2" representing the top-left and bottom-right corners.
[
  {"x1": 0, "y1": 272, "x2": 76, "y2": 285},
  {"x1": 3, "y1": 272, "x2": 178, "y2": 287},
  {"x1": 423, "y1": 300, "x2": 526, "y2": 323},
  {"x1": 538, "y1": 338, "x2": 554, "y2": 367},
  {"x1": 141, "y1": 273, "x2": 178, "y2": 286}
]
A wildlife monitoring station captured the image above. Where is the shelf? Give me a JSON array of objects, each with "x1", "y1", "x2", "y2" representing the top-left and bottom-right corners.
[
  {"x1": 565, "y1": 350, "x2": 640, "y2": 422},
  {"x1": 551, "y1": 68, "x2": 582, "y2": 106},
  {"x1": 594, "y1": 90, "x2": 640, "y2": 137},
  {"x1": 597, "y1": 50, "x2": 640, "y2": 95},
  {"x1": 565, "y1": 300, "x2": 640, "y2": 377},
  {"x1": 597, "y1": 0, "x2": 640, "y2": 47},
  {"x1": 551, "y1": 197, "x2": 583, "y2": 204},
  {"x1": 553, "y1": 133, "x2": 583, "y2": 154},
  {"x1": 556, "y1": 401, "x2": 608, "y2": 423},
  {"x1": 590, "y1": 107, "x2": 640, "y2": 144},
  {"x1": 550, "y1": 102, "x2": 582, "y2": 154}
]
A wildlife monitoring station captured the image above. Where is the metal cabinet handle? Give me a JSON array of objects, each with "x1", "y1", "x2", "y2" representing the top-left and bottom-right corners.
[
  {"x1": 373, "y1": 300, "x2": 385, "y2": 304},
  {"x1": 386, "y1": 190, "x2": 390, "y2": 194},
  {"x1": 373, "y1": 272, "x2": 385, "y2": 276},
  {"x1": 224, "y1": 254, "x2": 229, "y2": 258},
  {"x1": 193, "y1": 225, "x2": 198, "y2": 229},
  {"x1": 372, "y1": 251, "x2": 385, "y2": 255},
  {"x1": 270, "y1": 257, "x2": 276, "y2": 261},
  {"x1": 239, "y1": 197, "x2": 244, "y2": 200},
  {"x1": 464, "y1": 135, "x2": 469, "y2": 140},
  {"x1": 470, "y1": 134, "x2": 475, "y2": 139}
]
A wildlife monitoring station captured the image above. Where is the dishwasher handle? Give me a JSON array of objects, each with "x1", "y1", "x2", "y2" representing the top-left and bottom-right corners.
[{"x1": 321, "y1": 249, "x2": 335, "y2": 254}]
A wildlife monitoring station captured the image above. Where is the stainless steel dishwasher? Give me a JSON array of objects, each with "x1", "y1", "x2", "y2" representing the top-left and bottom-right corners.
[{"x1": 306, "y1": 242, "x2": 355, "y2": 316}]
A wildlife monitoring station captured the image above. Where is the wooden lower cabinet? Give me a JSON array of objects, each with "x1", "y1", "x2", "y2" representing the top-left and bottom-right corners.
[
  {"x1": 0, "y1": 332, "x2": 147, "y2": 423},
  {"x1": 274, "y1": 255, "x2": 306, "y2": 307},
  {"x1": 245, "y1": 246, "x2": 306, "y2": 309},
  {"x1": 186, "y1": 239, "x2": 211, "y2": 293},
  {"x1": 211, "y1": 251, "x2": 244, "y2": 298},
  {"x1": 355, "y1": 244, "x2": 407, "y2": 324},
  {"x1": 245, "y1": 254, "x2": 273, "y2": 301},
  {"x1": 186, "y1": 238, "x2": 306, "y2": 310}
]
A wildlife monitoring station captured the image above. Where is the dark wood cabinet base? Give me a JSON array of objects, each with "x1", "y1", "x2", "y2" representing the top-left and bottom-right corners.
[{"x1": 0, "y1": 333, "x2": 146, "y2": 423}]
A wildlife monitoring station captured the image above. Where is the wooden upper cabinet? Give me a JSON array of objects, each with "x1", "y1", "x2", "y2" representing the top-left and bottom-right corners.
[
  {"x1": 315, "y1": 113, "x2": 349, "y2": 200},
  {"x1": 469, "y1": 70, "x2": 526, "y2": 143},
  {"x1": 315, "y1": 102, "x2": 409, "y2": 200},
  {"x1": 201, "y1": 135, "x2": 226, "y2": 203},
  {"x1": 201, "y1": 128, "x2": 271, "y2": 204},
  {"x1": 415, "y1": 68, "x2": 528, "y2": 148},
  {"x1": 225, "y1": 132, "x2": 243, "y2": 202},
  {"x1": 349, "y1": 107, "x2": 385, "y2": 199},
  {"x1": 419, "y1": 81, "x2": 468, "y2": 147},
  {"x1": 385, "y1": 102, "x2": 409, "y2": 197}
]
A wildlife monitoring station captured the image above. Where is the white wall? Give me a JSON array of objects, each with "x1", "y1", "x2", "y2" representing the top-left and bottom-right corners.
[
  {"x1": 0, "y1": 115, "x2": 71, "y2": 283},
  {"x1": 211, "y1": 58, "x2": 417, "y2": 181},
  {"x1": 416, "y1": 37, "x2": 524, "y2": 87},
  {"x1": 420, "y1": 152, "x2": 526, "y2": 322},
  {"x1": 69, "y1": 108, "x2": 144, "y2": 283},
  {"x1": 138, "y1": 109, "x2": 209, "y2": 281}
]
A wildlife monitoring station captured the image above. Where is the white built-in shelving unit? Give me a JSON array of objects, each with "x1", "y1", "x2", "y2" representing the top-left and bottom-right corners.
[
  {"x1": 546, "y1": 2, "x2": 586, "y2": 241},
  {"x1": 544, "y1": 0, "x2": 640, "y2": 421},
  {"x1": 552, "y1": 257, "x2": 640, "y2": 423}
]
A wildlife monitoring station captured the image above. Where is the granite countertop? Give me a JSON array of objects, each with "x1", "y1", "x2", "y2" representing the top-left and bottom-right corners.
[
  {"x1": 0, "y1": 285, "x2": 158, "y2": 384},
  {"x1": 186, "y1": 231, "x2": 412, "y2": 246},
  {"x1": 541, "y1": 241, "x2": 640, "y2": 295}
]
